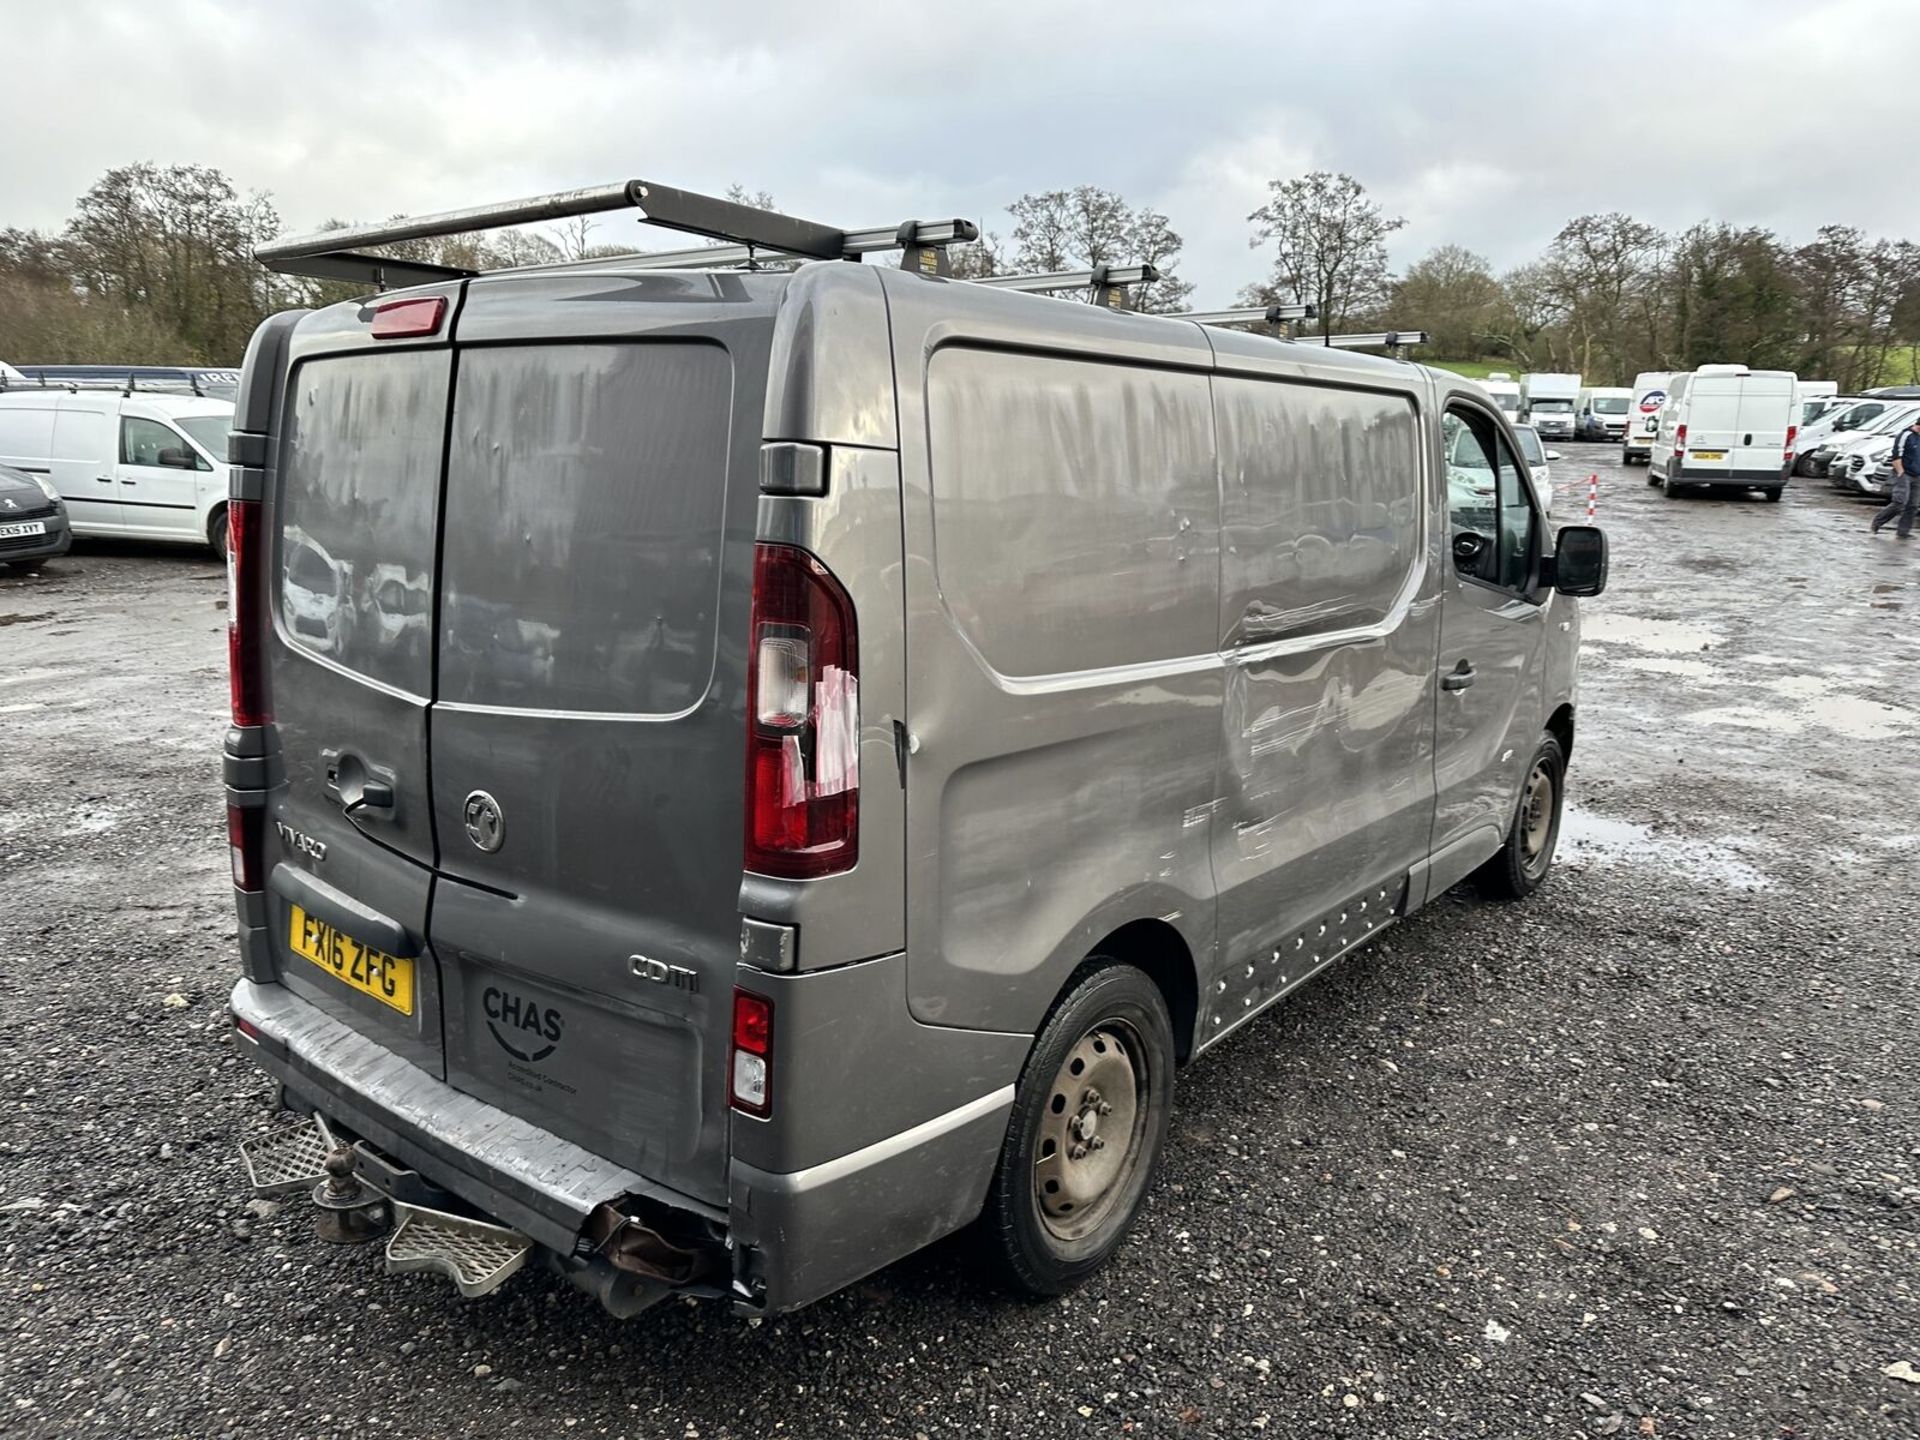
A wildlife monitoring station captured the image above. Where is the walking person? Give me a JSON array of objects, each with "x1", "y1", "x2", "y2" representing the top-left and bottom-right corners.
[{"x1": 1870, "y1": 415, "x2": 1920, "y2": 539}]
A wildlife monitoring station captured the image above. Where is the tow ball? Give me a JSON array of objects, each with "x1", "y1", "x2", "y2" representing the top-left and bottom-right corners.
[{"x1": 311, "y1": 1145, "x2": 391, "y2": 1245}]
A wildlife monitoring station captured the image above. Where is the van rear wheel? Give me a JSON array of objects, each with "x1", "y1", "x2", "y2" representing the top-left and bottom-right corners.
[
  {"x1": 983, "y1": 963, "x2": 1174, "y2": 1296},
  {"x1": 207, "y1": 505, "x2": 230, "y2": 560},
  {"x1": 1476, "y1": 733, "x2": 1566, "y2": 901}
]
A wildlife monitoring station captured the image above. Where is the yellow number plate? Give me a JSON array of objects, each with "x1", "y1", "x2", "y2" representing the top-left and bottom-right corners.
[
  {"x1": 1690, "y1": 449, "x2": 1727, "y2": 461},
  {"x1": 288, "y1": 903, "x2": 414, "y2": 1015}
]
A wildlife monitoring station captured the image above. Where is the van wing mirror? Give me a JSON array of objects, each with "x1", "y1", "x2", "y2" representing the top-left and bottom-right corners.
[
  {"x1": 1548, "y1": 525, "x2": 1608, "y2": 597},
  {"x1": 156, "y1": 446, "x2": 195, "y2": 469}
]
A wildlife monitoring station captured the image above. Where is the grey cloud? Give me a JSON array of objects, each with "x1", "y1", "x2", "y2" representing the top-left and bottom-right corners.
[{"x1": 3, "y1": 0, "x2": 1910, "y2": 306}]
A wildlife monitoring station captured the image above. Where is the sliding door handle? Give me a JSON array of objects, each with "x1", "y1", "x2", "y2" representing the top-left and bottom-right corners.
[{"x1": 1441, "y1": 662, "x2": 1476, "y2": 692}]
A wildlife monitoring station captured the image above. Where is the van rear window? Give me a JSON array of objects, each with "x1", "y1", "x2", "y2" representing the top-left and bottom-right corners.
[
  {"x1": 277, "y1": 351, "x2": 449, "y2": 695},
  {"x1": 437, "y1": 342, "x2": 733, "y2": 716}
]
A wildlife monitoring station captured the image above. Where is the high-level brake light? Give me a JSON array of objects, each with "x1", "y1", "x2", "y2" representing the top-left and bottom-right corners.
[
  {"x1": 744, "y1": 542, "x2": 859, "y2": 879},
  {"x1": 369, "y1": 295, "x2": 447, "y2": 340}
]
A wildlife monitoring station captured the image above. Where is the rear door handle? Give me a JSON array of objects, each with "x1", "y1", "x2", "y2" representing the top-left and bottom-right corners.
[
  {"x1": 323, "y1": 749, "x2": 398, "y2": 819},
  {"x1": 1442, "y1": 662, "x2": 1476, "y2": 692}
]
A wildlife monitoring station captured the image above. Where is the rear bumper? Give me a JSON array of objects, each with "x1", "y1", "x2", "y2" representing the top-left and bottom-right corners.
[
  {"x1": 230, "y1": 979, "x2": 690, "y2": 1255},
  {"x1": 1672, "y1": 466, "x2": 1784, "y2": 487},
  {"x1": 230, "y1": 973, "x2": 1020, "y2": 1312}
]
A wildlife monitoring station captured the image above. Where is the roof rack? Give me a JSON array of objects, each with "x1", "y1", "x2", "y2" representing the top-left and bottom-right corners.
[
  {"x1": 0, "y1": 368, "x2": 218, "y2": 397},
  {"x1": 256, "y1": 181, "x2": 981, "y2": 288},
  {"x1": 975, "y1": 264, "x2": 1159, "y2": 310}
]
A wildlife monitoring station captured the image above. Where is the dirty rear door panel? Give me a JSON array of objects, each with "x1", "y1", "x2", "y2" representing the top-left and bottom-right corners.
[
  {"x1": 265, "y1": 330, "x2": 455, "y2": 1077},
  {"x1": 429, "y1": 274, "x2": 775, "y2": 1208}
]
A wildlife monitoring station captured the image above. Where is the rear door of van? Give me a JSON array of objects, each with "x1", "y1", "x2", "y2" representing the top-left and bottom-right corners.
[
  {"x1": 425, "y1": 273, "x2": 772, "y2": 1210},
  {"x1": 260, "y1": 272, "x2": 774, "y2": 1210},
  {"x1": 1731, "y1": 372, "x2": 1796, "y2": 475},
  {"x1": 263, "y1": 296, "x2": 461, "y2": 1078},
  {"x1": 1682, "y1": 378, "x2": 1741, "y2": 478}
]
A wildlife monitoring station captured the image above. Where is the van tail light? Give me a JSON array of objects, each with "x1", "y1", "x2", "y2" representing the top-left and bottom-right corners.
[
  {"x1": 1784, "y1": 424, "x2": 1797, "y2": 463},
  {"x1": 227, "y1": 498, "x2": 270, "y2": 726},
  {"x1": 730, "y1": 988, "x2": 773, "y2": 1117},
  {"x1": 1674, "y1": 423, "x2": 1687, "y2": 457},
  {"x1": 228, "y1": 801, "x2": 263, "y2": 893},
  {"x1": 744, "y1": 542, "x2": 859, "y2": 879}
]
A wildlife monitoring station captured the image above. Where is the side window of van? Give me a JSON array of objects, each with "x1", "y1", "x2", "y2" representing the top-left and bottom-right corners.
[{"x1": 122, "y1": 416, "x2": 208, "y2": 470}]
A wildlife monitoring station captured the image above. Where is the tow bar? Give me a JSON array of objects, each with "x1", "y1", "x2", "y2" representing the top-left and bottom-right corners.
[{"x1": 238, "y1": 1114, "x2": 531, "y2": 1298}]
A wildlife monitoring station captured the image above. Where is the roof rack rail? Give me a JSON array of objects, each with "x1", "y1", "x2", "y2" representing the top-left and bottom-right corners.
[
  {"x1": 1177, "y1": 302, "x2": 1317, "y2": 329},
  {"x1": 256, "y1": 181, "x2": 980, "y2": 288},
  {"x1": 975, "y1": 264, "x2": 1159, "y2": 310},
  {"x1": 1300, "y1": 330, "x2": 1429, "y2": 351}
]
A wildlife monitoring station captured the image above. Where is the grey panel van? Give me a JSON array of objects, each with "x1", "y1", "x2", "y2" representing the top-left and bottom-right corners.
[{"x1": 223, "y1": 189, "x2": 1607, "y2": 1317}]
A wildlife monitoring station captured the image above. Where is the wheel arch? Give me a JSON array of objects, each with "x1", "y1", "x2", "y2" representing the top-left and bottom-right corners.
[
  {"x1": 1081, "y1": 918, "x2": 1199, "y2": 1066},
  {"x1": 1546, "y1": 702, "x2": 1575, "y2": 762}
]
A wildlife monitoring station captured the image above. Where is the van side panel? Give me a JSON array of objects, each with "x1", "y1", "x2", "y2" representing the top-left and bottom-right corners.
[
  {"x1": 882, "y1": 271, "x2": 1222, "y2": 1037},
  {"x1": 1205, "y1": 371, "x2": 1438, "y2": 1037}
]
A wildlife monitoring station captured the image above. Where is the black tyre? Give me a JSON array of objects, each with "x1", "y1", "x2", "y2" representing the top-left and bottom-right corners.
[
  {"x1": 983, "y1": 963, "x2": 1175, "y2": 1296},
  {"x1": 1475, "y1": 733, "x2": 1566, "y2": 901},
  {"x1": 1763, "y1": 487, "x2": 1783, "y2": 503},
  {"x1": 207, "y1": 505, "x2": 230, "y2": 561},
  {"x1": 5, "y1": 559, "x2": 44, "y2": 575}
]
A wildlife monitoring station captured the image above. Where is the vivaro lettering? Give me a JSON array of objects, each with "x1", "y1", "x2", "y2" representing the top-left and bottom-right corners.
[{"x1": 274, "y1": 820, "x2": 327, "y2": 861}]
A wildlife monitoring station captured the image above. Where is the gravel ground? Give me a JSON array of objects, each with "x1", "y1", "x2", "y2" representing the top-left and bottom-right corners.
[{"x1": 1, "y1": 454, "x2": 1917, "y2": 1439}]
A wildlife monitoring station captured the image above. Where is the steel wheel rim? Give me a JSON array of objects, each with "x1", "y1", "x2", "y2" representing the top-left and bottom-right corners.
[
  {"x1": 1033, "y1": 1020, "x2": 1148, "y2": 1243},
  {"x1": 1521, "y1": 760, "x2": 1556, "y2": 872}
]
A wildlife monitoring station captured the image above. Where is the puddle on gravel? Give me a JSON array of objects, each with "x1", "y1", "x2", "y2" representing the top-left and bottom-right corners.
[
  {"x1": 1683, "y1": 669, "x2": 1913, "y2": 740},
  {"x1": 1561, "y1": 807, "x2": 1770, "y2": 889},
  {"x1": 1582, "y1": 614, "x2": 1721, "y2": 653}
]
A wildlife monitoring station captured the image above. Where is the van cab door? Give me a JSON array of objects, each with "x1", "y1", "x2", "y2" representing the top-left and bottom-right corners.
[
  {"x1": 117, "y1": 411, "x2": 206, "y2": 536},
  {"x1": 1430, "y1": 402, "x2": 1549, "y2": 891}
]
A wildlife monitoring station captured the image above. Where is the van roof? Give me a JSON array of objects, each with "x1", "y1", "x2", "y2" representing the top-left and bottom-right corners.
[{"x1": 0, "y1": 389, "x2": 234, "y2": 419}]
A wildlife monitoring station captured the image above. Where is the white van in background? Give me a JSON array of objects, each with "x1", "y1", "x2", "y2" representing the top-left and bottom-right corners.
[
  {"x1": 1574, "y1": 387, "x2": 1633, "y2": 443},
  {"x1": 1648, "y1": 365, "x2": 1798, "y2": 501},
  {"x1": 1478, "y1": 372, "x2": 1523, "y2": 423},
  {"x1": 0, "y1": 387, "x2": 234, "y2": 553},
  {"x1": 1622, "y1": 371, "x2": 1672, "y2": 465},
  {"x1": 1521, "y1": 373, "x2": 1581, "y2": 440}
]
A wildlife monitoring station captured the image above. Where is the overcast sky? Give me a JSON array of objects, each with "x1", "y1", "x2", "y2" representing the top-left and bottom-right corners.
[{"x1": 3, "y1": 0, "x2": 1910, "y2": 307}]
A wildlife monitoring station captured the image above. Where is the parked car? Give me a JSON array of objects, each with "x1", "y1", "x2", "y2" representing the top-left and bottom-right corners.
[
  {"x1": 1649, "y1": 365, "x2": 1797, "y2": 500},
  {"x1": 223, "y1": 200, "x2": 1609, "y2": 1320},
  {"x1": 0, "y1": 460, "x2": 71, "y2": 571},
  {"x1": 1824, "y1": 408, "x2": 1920, "y2": 493},
  {"x1": 1812, "y1": 402, "x2": 1920, "y2": 486},
  {"x1": 0, "y1": 388, "x2": 235, "y2": 554},
  {"x1": 1513, "y1": 422, "x2": 1558, "y2": 509},
  {"x1": 1573, "y1": 387, "x2": 1632, "y2": 442},
  {"x1": 1793, "y1": 396, "x2": 1880, "y2": 473}
]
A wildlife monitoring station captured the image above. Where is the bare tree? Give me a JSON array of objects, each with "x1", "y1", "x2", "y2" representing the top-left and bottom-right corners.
[
  {"x1": 1244, "y1": 171, "x2": 1404, "y2": 339},
  {"x1": 1004, "y1": 186, "x2": 1193, "y2": 312}
]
